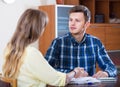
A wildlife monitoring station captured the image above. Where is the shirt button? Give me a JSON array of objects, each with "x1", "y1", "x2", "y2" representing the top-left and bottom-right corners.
[{"x1": 74, "y1": 43, "x2": 76, "y2": 46}]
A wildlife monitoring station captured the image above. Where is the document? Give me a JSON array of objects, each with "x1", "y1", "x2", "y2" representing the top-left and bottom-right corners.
[
  {"x1": 69, "y1": 77, "x2": 117, "y2": 85},
  {"x1": 98, "y1": 77, "x2": 117, "y2": 82},
  {"x1": 70, "y1": 77, "x2": 101, "y2": 84}
]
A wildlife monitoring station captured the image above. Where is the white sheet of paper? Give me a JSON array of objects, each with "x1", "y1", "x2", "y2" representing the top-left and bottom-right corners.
[
  {"x1": 70, "y1": 77, "x2": 101, "y2": 84},
  {"x1": 98, "y1": 77, "x2": 117, "y2": 82}
]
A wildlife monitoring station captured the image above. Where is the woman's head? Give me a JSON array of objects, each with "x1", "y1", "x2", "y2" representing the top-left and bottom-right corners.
[
  {"x1": 14, "y1": 9, "x2": 48, "y2": 45},
  {"x1": 3, "y1": 9, "x2": 48, "y2": 78}
]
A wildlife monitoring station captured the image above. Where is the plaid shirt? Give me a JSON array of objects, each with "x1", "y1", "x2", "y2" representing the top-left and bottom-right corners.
[{"x1": 45, "y1": 33, "x2": 117, "y2": 77}]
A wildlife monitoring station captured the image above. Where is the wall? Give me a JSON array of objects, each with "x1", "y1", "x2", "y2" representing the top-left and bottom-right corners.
[{"x1": 0, "y1": 0, "x2": 56, "y2": 72}]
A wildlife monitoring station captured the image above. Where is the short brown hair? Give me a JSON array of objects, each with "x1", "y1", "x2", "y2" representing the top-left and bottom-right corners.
[{"x1": 69, "y1": 5, "x2": 91, "y2": 22}]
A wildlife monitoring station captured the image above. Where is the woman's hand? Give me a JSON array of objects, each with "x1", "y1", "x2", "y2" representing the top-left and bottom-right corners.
[
  {"x1": 66, "y1": 67, "x2": 88, "y2": 85},
  {"x1": 74, "y1": 67, "x2": 88, "y2": 78}
]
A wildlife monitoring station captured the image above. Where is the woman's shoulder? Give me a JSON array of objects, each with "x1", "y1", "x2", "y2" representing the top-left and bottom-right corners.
[
  {"x1": 25, "y1": 46, "x2": 43, "y2": 58},
  {"x1": 26, "y1": 46, "x2": 40, "y2": 53}
]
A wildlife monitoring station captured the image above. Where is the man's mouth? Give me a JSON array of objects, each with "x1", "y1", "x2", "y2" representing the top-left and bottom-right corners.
[{"x1": 70, "y1": 27, "x2": 76, "y2": 30}]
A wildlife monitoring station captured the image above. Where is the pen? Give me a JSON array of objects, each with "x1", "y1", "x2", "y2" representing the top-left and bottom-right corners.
[{"x1": 87, "y1": 82, "x2": 93, "y2": 85}]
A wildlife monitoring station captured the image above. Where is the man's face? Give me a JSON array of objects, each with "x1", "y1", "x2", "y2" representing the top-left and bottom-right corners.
[{"x1": 69, "y1": 12, "x2": 88, "y2": 35}]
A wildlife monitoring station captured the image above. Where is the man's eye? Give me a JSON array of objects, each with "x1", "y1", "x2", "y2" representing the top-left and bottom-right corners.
[
  {"x1": 69, "y1": 19, "x2": 72, "y2": 21},
  {"x1": 76, "y1": 19, "x2": 80, "y2": 22}
]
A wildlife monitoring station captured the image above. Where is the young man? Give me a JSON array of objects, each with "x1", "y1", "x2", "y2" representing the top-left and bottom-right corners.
[{"x1": 45, "y1": 5, "x2": 117, "y2": 78}]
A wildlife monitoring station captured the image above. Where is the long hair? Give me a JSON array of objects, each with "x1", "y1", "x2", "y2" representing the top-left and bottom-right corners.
[{"x1": 2, "y1": 9, "x2": 48, "y2": 78}]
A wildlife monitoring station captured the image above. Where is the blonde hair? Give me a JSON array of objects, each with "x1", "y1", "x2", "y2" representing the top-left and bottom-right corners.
[{"x1": 2, "y1": 9, "x2": 48, "y2": 78}]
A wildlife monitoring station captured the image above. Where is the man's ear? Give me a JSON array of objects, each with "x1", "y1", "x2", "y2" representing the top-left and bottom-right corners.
[{"x1": 84, "y1": 22, "x2": 90, "y2": 29}]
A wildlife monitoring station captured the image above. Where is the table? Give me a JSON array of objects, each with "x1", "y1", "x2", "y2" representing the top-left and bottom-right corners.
[
  {"x1": 47, "y1": 75, "x2": 120, "y2": 87},
  {"x1": 65, "y1": 75, "x2": 120, "y2": 87}
]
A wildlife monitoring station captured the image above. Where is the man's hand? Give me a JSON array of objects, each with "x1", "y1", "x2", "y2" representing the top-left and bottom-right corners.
[{"x1": 92, "y1": 71, "x2": 108, "y2": 78}]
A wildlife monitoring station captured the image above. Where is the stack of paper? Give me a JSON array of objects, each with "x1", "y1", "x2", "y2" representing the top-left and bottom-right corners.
[
  {"x1": 98, "y1": 77, "x2": 117, "y2": 82},
  {"x1": 70, "y1": 77, "x2": 101, "y2": 84}
]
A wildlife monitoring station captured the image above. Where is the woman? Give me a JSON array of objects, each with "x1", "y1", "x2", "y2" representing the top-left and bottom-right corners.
[{"x1": 2, "y1": 9, "x2": 83, "y2": 87}]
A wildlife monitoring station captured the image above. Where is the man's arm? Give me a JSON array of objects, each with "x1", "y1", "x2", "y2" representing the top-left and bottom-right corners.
[{"x1": 95, "y1": 40, "x2": 117, "y2": 77}]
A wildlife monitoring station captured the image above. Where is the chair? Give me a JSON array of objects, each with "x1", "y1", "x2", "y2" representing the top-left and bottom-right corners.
[{"x1": 0, "y1": 74, "x2": 17, "y2": 87}]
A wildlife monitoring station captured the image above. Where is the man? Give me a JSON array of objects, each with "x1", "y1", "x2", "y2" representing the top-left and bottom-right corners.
[{"x1": 45, "y1": 5, "x2": 117, "y2": 78}]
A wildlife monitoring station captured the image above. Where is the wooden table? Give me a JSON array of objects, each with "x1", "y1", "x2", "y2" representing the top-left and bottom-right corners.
[
  {"x1": 65, "y1": 75, "x2": 120, "y2": 87},
  {"x1": 47, "y1": 75, "x2": 120, "y2": 87}
]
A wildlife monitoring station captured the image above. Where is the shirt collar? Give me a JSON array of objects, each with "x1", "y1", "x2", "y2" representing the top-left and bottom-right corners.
[{"x1": 68, "y1": 32, "x2": 87, "y2": 44}]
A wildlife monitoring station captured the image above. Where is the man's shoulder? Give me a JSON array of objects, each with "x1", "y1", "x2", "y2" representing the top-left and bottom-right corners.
[
  {"x1": 55, "y1": 33, "x2": 70, "y2": 40},
  {"x1": 86, "y1": 33, "x2": 100, "y2": 40},
  {"x1": 86, "y1": 33, "x2": 103, "y2": 45}
]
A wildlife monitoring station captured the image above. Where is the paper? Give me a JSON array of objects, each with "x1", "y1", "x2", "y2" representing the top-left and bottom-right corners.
[
  {"x1": 70, "y1": 77, "x2": 101, "y2": 84},
  {"x1": 98, "y1": 77, "x2": 117, "y2": 82}
]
